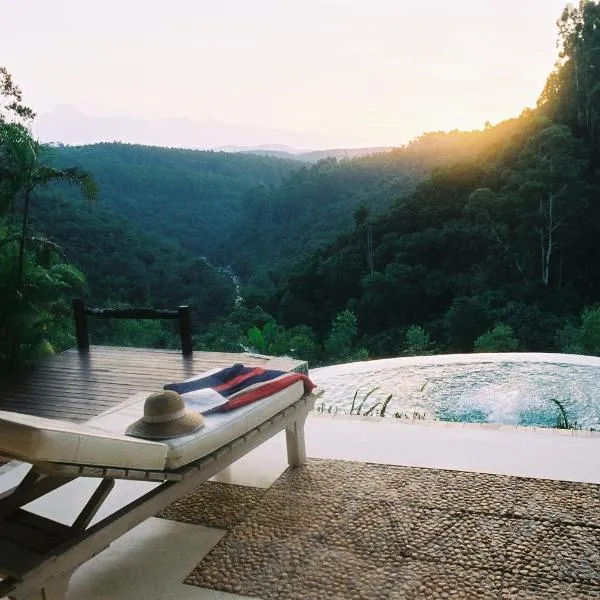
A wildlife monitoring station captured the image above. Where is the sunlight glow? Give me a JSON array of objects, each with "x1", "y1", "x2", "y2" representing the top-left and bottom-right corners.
[{"x1": 1, "y1": 0, "x2": 569, "y2": 149}]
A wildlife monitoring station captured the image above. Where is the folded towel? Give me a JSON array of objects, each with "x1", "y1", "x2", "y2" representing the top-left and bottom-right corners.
[{"x1": 164, "y1": 364, "x2": 316, "y2": 414}]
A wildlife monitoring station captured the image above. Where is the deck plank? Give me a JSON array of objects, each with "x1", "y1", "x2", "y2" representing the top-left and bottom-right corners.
[{"x1": 0, "y1": 347, "x2": 305, "y2": 422}]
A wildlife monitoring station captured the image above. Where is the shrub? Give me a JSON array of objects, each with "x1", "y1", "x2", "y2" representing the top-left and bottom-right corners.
[{"x1": 474, "y1": 323, "x2": 519, "y2": 352}]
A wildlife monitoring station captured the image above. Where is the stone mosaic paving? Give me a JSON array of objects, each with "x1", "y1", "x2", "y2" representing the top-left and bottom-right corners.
[
  {"x1": 161, "y1": 459, "x2": 600, "y2": 599},
  {"x1": 157, "y1": 480, "x2": 264, "y2": 529}
]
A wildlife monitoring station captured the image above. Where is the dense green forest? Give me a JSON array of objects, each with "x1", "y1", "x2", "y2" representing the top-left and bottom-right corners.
[
  {"x1": 4, "y1": 1, "x2": 600, "y2": 369},
  {"x1": 222, "y1": 131, "x2": 495, "y2": 288},
  {"x1": 51, "y1": 143, "x2": 302, "y2": 260},
  {"x1": 1, "y1": 114, "x2": 474, "y2": 364},
  {"x1": 259, "y1": 1, "x2": 600, "y2": 360},
  {"x1": 45, "y1": 134, "x2": 475, "y2": 290}
]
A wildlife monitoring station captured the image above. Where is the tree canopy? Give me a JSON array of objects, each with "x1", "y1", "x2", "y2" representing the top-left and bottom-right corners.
[{"x1": 8, "y1": 3, "x2": 600, "y2": 367}]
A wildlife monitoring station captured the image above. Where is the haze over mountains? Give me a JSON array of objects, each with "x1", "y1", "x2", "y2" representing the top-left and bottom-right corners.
[{"x1": 34, "y1": 105, "x2": 394, "y2": 161}]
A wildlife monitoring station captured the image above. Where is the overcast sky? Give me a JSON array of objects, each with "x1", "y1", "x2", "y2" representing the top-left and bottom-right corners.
[{"x1": 2, "y1": 0, "x2": 569, "y2": 149}]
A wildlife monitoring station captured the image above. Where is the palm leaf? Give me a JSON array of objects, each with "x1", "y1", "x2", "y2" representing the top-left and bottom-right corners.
[
  {"x1": 30, "y1": 165, "x2": 98, "y2": 201},
  {"x1": 0, "y1": 233, "x2": 67, "y2": 259}
]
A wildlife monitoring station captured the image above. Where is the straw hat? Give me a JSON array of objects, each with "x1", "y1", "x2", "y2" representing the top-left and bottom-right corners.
[{"x1": 125, "y1": 390, "x2": 204, "y2": 440}]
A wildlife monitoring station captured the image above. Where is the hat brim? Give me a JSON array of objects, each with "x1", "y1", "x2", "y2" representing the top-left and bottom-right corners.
[{"x1": 125, "y1": 411, "x2": 205, "y2": 440}]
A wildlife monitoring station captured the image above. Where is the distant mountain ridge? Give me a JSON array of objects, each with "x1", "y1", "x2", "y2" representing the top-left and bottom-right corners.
[
  {"x1": 218, "y1": 145, "x2": 395, "y2": 163},
  {"x1": 35, "y1": 106, "x2": 396, "y2": 163},
  {"x1": 34, "y1": 105, "x2": 330, "y2": 152}
]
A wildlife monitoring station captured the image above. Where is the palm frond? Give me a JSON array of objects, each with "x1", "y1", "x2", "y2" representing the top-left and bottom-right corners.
[{"x1": 31, "y1": 165, "x2": 98, "y2": 201}]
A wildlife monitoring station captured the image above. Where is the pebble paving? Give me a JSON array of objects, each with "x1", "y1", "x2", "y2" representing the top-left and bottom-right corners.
[
  {"x1": 159, "y1": 458, "x2": 600, "y2": 599},
  {"x1": 157, "y1": 480, "x2": 264, "y2": 529}
]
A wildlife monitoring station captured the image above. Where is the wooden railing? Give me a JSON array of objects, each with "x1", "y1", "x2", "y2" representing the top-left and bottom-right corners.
[{"x1": 72, "y1": 298, "x2": 193, "y2": 356}]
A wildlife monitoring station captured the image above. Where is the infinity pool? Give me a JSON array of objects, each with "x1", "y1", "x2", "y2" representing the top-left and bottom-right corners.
[{"x1": 309, "y1": 353, "x2": 600, "y2": 429}]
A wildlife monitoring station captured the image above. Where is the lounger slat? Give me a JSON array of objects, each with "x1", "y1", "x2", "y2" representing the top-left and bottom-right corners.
[
  {"x1": 12, "y1": 510, "x2": 72, "y2": 542},
  {"x1": 0, "y1": 537, "x2": 42, "y2": 579},
  {"x1": 0, "y1": 520, "x2": 62, "y2": 555}
]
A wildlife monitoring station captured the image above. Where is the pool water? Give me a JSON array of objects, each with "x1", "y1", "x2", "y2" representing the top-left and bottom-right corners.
[{"x1": 309, "y1": 353, "x2": 600, "y2": 429}]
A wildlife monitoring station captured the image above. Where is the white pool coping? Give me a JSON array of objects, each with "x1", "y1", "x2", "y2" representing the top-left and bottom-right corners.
[{"x1": 310, "y1": 352, "x2": 600, "y2": 377}]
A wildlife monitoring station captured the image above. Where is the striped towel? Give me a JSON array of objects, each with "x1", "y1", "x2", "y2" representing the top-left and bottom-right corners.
[{"x1": 164, "y1": 363, "x2": 316, "y2": 414}]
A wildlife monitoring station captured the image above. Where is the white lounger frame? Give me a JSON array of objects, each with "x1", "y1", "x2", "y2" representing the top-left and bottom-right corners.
[{"x1": 0, "y1": 392, "x2": 316, "y2": 600}]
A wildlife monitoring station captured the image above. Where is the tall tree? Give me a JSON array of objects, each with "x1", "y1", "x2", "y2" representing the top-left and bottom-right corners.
[
  {"x1": 0, "y1": 68, "x2": 97, "y2": 365},
  {"x1": 0, "y1": 122, "x2": 98, "y2": 294},
  {"x1": 0, "y1": 66, "x2": 35, "y2": 124},
  {"x1": 539, "y1": 2, "x2": 600, "y2": 159},
  {"x1": 512, "y1": 124, "x2": 588, "y2": 286}
]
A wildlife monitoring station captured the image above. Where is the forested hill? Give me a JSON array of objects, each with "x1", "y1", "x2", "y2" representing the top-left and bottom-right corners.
[
  {"x1": 220, "y1": 130, "x2": 495, "y2": 285},
  {"x1": 43, "y1": 135, "x2": 478, "y2": 291},
  {"x1": 267, "y1": 114, "x2": 593, "y2": 353},
  {"x1": 22, "y1": 144, "x2": 304, "y2": 333},
  {"x1": 51, "y1": 143, "x2": 302, "y2": 259},
  {"x1": 234, "y1": 2, "x2": 600, "y2": 361},
  {"x1": 29, "y1": 196, "x2": 236, "y2": 324},
  {"x1": 29, "y1": 141, "x2": 435, "y2": 332},
  {"x1": 268, "y1": 39, "x2": 600, "y2": 359}
]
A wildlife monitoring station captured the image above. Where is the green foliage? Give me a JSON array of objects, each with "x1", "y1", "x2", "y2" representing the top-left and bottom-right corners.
[
  {"x1": 29, "y1": 194, "x2": 238, "y2": 332},
  {"x1": 194, "y1": 302, "x2": 323, "y2": 363},
  {"x1": 246, "y1": 325, "x2": 267, "y2": 354},
  {"x1": 285, "y1": 325, "x2": 321, "y2": 364},
  {"x1": 223, "y1": 134, "x2": 484, "y2": 286},
  {"x1": 324, "y1": 310, "x2": 368, "y2": 364},
  {"x1": 88, "y1": 318, "x2": 175, "y2": 349},
  {"x1": 20, "y1": 142, "x2": 300, "y2": 349},
  {"x1": 50, "y1": 143, "x2": 300, "y2": 263},
  {"x1": 0, "y1": 221, "x2": 85, "y2": 368},
  {"x1": 577, "y1": 307, "x2": 600, "y2": 354},
  {"x1": 0, "y1": 72, "x2": 98, "y2": 367},
  {"x1": 352, "y1": 387, "x2": 379, "y2": 415},
  {"x1": 474, "y1": 324, "x2": 519, "y2": 353},
  {"x1": 317, "y1": 387, "x2": 393, "y2": 418},
  {"x1": 443, "y1": 296, "x2": 497, "y2": 353},
  {"x1": 557, "y1": 306, "x2": 600, "y2": 355},
  {"x1": 538, "y1": 1, "x2": 600, "y2": 161},
  {"x1": 403, "y1": 325, "x2": 434, "y2": 355},
  {"x1": 549, "y1": 398, "x2": 580, "y2": 430},
  {"x1": 0, "y1": 66, "x2": 35, "y2": 123},
  {"x1": 0, "y1": 122, "x2": 98, "y2": 298},
  {"x1": 243, "y1": 320, "x2": 324, "y2": 364},
  {"x1": 556, "y1": 320, "x2": 584, "y2": 355},
  {"x1": 269, "y1": 95, "x2": 600, "y2": 359}
]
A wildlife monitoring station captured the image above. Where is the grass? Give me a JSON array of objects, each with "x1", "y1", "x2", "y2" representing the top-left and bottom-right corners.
[
  {"x1": 318, "y1": 387, "x2": 597, "y2": 432},
  {"x1": 316, "y1": 385, "x2": 431, "y2": 420},
  {"x1": 316, "y1": 381, "x2": 596, "y2": 431},
  {"x1": 549, "y1": 398, "x2": 582, "y2": 430}
]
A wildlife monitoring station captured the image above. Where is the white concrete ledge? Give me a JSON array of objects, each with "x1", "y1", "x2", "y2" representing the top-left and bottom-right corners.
[{"x1": 305, "y1": 414, "x2": 600, "y2": 484}]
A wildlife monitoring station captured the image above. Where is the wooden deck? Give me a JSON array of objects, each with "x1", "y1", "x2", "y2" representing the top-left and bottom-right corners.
[{"x1": 0, "y1": 346, "x2": 306, "y2": 423}]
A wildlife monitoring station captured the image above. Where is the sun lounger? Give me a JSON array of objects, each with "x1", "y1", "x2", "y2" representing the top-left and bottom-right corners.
[{"x1": 0, "y1": 379, "x2": 316, "y2": 600}]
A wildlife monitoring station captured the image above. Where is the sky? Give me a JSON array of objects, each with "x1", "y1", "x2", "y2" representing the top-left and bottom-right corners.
[{"x1": 1, "y1": 0, "x2": 570, "y2": 150}]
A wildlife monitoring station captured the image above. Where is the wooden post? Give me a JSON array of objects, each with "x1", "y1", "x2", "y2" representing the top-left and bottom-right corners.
[
  {"x1": 178, "y1": 306, "x2": 193, "y2": 357},
  {"x1": 72, "y1": 299, "x2": 89, "y2": 352}
]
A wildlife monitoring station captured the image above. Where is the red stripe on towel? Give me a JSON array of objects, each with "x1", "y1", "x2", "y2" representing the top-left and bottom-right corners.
[
  {"x1": 212, "y1": 367, "x2": 266, "y2": 393},
  {"x1": 218, "y1": 373, "x2": 316, "y2": 412}
]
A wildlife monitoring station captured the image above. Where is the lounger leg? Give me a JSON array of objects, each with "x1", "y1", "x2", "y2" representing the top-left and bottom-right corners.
[
  {"x1": 9, "y1": 573, "x2": 70, "y2": 600},
  {"x1": 285, "y1": 417, "x2": 307, "y2": 467}
]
